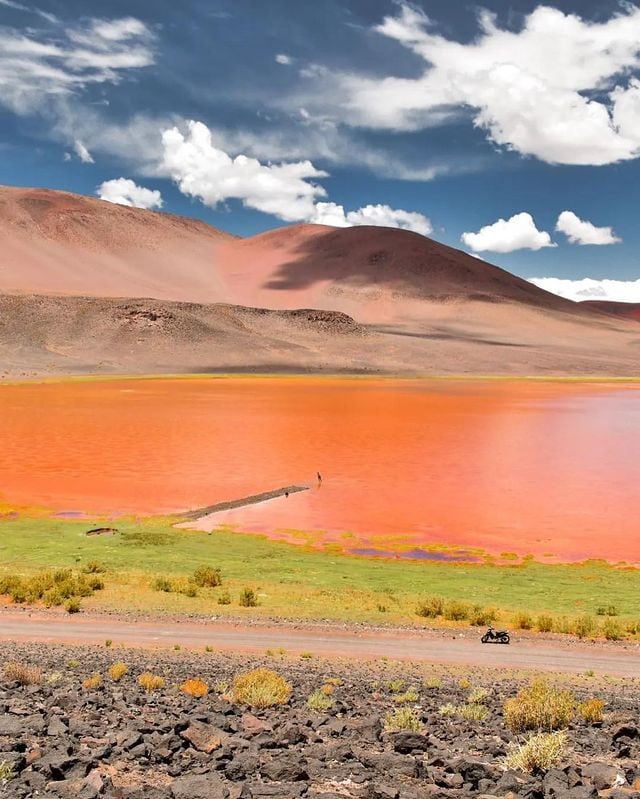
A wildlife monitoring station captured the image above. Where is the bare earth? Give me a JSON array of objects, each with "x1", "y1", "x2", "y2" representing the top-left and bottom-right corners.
[
  {"x1": 1, "y1": 185, "x2": 639, "y2": 378},
  {"x1": 0, "y1": 609, "x2": 638, "y2": 677}
]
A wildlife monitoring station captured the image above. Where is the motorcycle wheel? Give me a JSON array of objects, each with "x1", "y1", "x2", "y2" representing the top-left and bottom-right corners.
[
  {"x1": 500, "y1": 633, "x2": 510, "y2": 644},
  {"x1": 481, "y1": 634, "x2": 490, "y2": 643}
]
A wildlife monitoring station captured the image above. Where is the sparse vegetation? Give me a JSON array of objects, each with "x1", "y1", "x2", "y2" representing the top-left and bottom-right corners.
[
  {"x1": 512, "y1": 611, "x2": 534, "y2": 630},
  {"x1": 0, "y1": 569, "x2": 102, "y2": 608},
  {"x1": 3, "y1": 661, "x2": 42, "y2": 686},
  {"x1": 573, "y1": 615, "x2": 597, "y2": 639},
  {"x1": 192, "y1": 566, "x2": 222, "y2": 587},
  {"x1": 0, "y1": 761, "x2": 14, "y2": 781},
  {"x1": 66, "y1": 597, "x2": 81, "y2": 613},
  {"x1": 425, "y1": 676, "x2": 442, "y2": 690},
  {"x1": 82, "y1": 560, "x2": 106, "y2": 574},
  {"x1": 307, "y1": 689, "x2": 334, "y2": 711},
  {"x1": 232, "y1": 668, "x2": 292, "y2": 708},
  {"x1": 602, "y1": 618, "x2": 623, "y2": 640},
  {"x1": 459, "y1": 702, "x2": 489, "y2": 721},
  {"x1": 504, "y1": 731, "x2": 569, "y2": 773},
  {"x1": 536, "y1": 614, "x2": 554, "y2": 633},
  {"x1": 416, "y1": 596, "x2": 444, "y2": 618},
  {"x1": 82, "y1": 673, "x2": 102, "y2": 690},
  {"x1": 504, "y1": 680, "x2": 575, "y2": 733},
  {"x1": 181, "y1": 678, "x2": 209, "y2": 697},
  {"x1": 579, "y1": 698, "x2": 605, "y2": 724},
  {"x1": 217, "y1": 590, "x2": 231, "y2": 605},
  {"x1": 394, "y1": 686, "x2": 420, "y2": 704},
  {"x1": 138, "y1": 672, "x2": 166, "y2": 692},
  {"x1": 384, "y1": 706, "x2": 421, "y2": 732},
  {"x1": 239, "y1": 587, "x2": 258, "y2": 607},
  {"x1": 108, "y1": 662, "x2": 128, "y2": 681},
  {"x1": 443, "y1": 600, "x2": 470, "y2": 621}
]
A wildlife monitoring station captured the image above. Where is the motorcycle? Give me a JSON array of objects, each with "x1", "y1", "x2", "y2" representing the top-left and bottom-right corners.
[{"x1": 481, "y1": 625, "x2": 510, "y2": 644}]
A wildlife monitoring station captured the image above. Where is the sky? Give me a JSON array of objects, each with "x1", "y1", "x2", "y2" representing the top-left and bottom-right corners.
[{"x1": 2, "y1": 0, "x2": 640, "y2": 301}]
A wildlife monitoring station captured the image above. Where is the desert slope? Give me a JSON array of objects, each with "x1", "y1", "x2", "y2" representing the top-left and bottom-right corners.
[
  {"x1": 0, "y1": 185, "x2": 232, "y2": 302},
  {"x1": 581, "y1": 300, "x2": 640, "y2": 321},
  {"x1": 214, "y1": 223, "x2": 579, "y2": 324}
]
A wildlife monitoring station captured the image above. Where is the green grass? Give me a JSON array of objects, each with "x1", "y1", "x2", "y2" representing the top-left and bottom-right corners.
[{"x1": 0, "y1": 513, "x2": 639, "y2": 625}]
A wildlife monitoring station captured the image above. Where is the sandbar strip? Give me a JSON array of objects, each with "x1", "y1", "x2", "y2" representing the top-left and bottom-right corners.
[{"x1": 175, "y1": 484, "x2": 309, "y2": 522}]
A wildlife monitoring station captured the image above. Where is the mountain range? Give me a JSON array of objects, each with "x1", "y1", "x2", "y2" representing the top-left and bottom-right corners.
[{"x1": 1, "y1": 184, "x2": 638, "y2": 378}]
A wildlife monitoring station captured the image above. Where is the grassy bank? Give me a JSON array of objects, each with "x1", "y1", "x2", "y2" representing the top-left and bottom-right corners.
[{"x1": 0, "y1": 512, "x2": 639, "y2": 637}]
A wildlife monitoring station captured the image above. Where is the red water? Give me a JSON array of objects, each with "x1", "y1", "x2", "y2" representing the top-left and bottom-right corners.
[{"x1": 1, "y1": 377, "x2": 639, "y2": 562}]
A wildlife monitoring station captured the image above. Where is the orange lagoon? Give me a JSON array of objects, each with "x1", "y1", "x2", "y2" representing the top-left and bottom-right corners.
[{"x1": 1, "y1": 377, "x2": 639, "y2": 563}]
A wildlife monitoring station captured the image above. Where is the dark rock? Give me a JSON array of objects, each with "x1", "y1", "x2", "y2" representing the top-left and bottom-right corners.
[
  {"x1": 180, "y1": 721, "x2": 226, "y2": 753},
  {"x1": 582, "y1": 762, "x2": 625, "y2": 791},
  {"x1": 391, "y1": 732, "x2": 429, "y2": 754},
  {"x1": 171, "y1": 773, "x2": 230, "y2": 799},
  {"x1": 261, "y1": 752, "x2": 309, "y2": 781}
]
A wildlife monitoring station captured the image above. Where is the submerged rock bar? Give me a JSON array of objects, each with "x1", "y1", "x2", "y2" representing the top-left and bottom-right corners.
[{"x1": 175, "y1": 485, "x2": 309, "y2": 522}]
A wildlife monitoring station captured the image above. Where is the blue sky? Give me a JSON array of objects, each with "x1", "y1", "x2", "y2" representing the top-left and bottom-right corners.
[{"x1": 2, "y1": 0, "x2": 640, "y2": 300}]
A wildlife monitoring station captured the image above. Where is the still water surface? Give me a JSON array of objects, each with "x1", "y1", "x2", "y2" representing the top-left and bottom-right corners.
[{"x1": 1, "y1": 377, "x2": 638, "y2": 561}]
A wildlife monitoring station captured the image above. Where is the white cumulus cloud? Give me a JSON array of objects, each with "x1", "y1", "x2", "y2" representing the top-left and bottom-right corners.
[
  {"x1": 275, "y1": 53, "x2": 292, "y2": 65},
  {"x1": 324, "y1": 4, "x2": 640, "y2": 166},
  {"x1": 461, "y1": 212, "x2": 555, "y2": 253},
  {"x1": 159, "y1": 120, "x2": 431, "y2": 234},
  {"x1": 97, "y1": 177, "x2": 163, "y2": 209},
  {"x1": 555, "y1": 211, "x2": 621, "y2": 245},
  {"x1": 311, "y1": 202, "x2": 432, "y2": 235},
  {"x1": 529, "y1": 277, "x2": 640, "y2": 303}
]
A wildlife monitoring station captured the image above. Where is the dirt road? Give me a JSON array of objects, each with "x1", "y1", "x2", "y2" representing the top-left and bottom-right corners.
[{"x1": 0, "y1": 610, "x2": 638, "y2": 677}]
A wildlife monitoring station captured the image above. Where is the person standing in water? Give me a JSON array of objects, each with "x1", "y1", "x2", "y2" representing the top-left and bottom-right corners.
[{"x1": 317, "y1": 471, "x2": 322, "y2": 484}]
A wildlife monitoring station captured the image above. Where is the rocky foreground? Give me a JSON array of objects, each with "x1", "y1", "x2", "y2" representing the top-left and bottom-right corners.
[{"x1": 0, "y1": 642, "x2": 638, "y2": 799}]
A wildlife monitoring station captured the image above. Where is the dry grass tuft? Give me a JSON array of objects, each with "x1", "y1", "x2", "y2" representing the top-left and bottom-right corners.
[
  {"x1": 232, "y1": 668, "x2": 292, "y2": 708},
  {"x1": 504, "y1": 680, "x2": 574, "y2": 733},
  {"x1": 108, "y1": 662, "x2": 129, "y2": 682},
  {"x1": 3, "y1": 661, "x2": 42, "y2": 686},
  {"x1": 307, "y1": 689, "x2": 334, "y2": 711},
  {"x1": 181, "y1": 678, "x2": 209, "y2": 698},
  {"x1": 579, "y1": 698, "x2": 605, "y2": 724},
  {"x1": 138, "y1": 672, "x2": 166, "y2": 692},
  {"x1": 384, "y1": 707, "x2": 421, "y2": 732},
  {"x1": 82, "y1": 673, "x2": 102, "y2": 690},
  {"x1": 504, "y1": 731, "x2": 569, "y2": 773}
]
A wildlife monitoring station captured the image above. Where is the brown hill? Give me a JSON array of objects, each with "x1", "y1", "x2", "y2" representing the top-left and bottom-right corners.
[
  {"x1": 1, "y1": 185, "x2": 639, "y2": 378},
  {"x1": 0, "y1": 185, "x2": 232, "y2": 302},
  {"x1": 581, "y1": 300, "x2": 640, "y2": 321},
  {"x1": 213, "y1": 223, "x2": 578, "y2": 324}
]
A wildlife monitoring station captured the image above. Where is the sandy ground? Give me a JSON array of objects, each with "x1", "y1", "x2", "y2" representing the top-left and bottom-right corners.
[
  {"x1": 0, "y1": 609, "x2": 638, "y2": 677},
  {"x1": 2, "y1": 293, "x2": 640, "y2": 379}
]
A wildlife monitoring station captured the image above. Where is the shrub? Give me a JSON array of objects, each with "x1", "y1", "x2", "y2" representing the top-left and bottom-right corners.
[
  {"x1": 320, "y1": 683, "x2": 334, "y2": 696},
  {"x1": 504, "y1": 680, "x2": 575, "y2": 733},
  {"x1": 443, "y1": 600, "x2": 470, "y2": 621},
  {"x1": 468, "y1": 687, "x2": 489, "y2": 704},
  {"x1": 67, "y1": 659, "x2": 81, "y2": 669},
  {"x1": 152, "y1": 577, "x2": 174, "y2": 593},
  {"x1": 105, "y1": 639, "x2": 112, "y2": 648},
  {"x1": 214, "y1": 679, "x2": 229, "y2": 695},
  {"x1": 384, "y1": 707, "x2": 421, "y2": 732},
  {"x1": 300, "y1": 652, "x2": 313, "y2": 659},
  {"x1": 573, "y1": 615, "x2": 597, "y2": 639},
  {"x1": 232, "y1": 668, "x2": 292, "y2": 708},
  {"x1": 439, "y1": 703, "x2": 457, "y2": 717},
  {"x1": 108, "y1": 662, "x2": 128, "y2": 681},
  {"x1": 66, "y1": 598, "x2": 81, "y2": 614},
  {"x1": 0, "y1": 570, "x2": 103, "y2": 607},
  {"x1": 536, "y1": 615, "x2": 554, "y2": 633},
  {"x1": 459, "y1": 703, "x2": 489, "y2": 721},
  {"x1": 387, "y1": 679, "x2": 405, "y2": 693},
  {"x1": 87, "y1": 576, "x2": 104, "y2": 591},
  {"x1": 3, "y1": 661, "x2": 42, "y2": 686},
  {"x1": 394, "y1": 687, "x2": 420, "y2": 704},
  {"x1": 307, "y1": 689, "x2": 334, "y2": 711},
  {"x1": 579, "y1": 698, "x2": 605, "y2": 723},
  {"x1": 82, "y1": 674, "x2": 102, "y2": 690},
  {"x1": 468, "y1": 605, "x2": 497, "y2": 626},
  {"x1": 239, "y1": 587, "x2": 258, "y2": 607},
  {"x1": 504, "y1": 731, "x2": 568, "y2": 773},
  {"x1": 553, "y1": 616, "x2": 572, "y2": 635},
  {"x1": 138, "y1": 672, "x2": 165, "y2": 692},
  {"x1": 425, "y1": 676, "x2": 442, "y2": 690},
  {"x1": 416, "y1": 596, "x2": 444, "y2": 618},
  {"x1": 217, "y1": 591, "x2": 231, "y2": 605},
  {"x1": 602, "y1": 618, "x2": 623, "y2": 641},
  {"x1": 596, "y1": 605, "x2": 618, "y2": 617},
  {"x1": 0, "y1": 761, "x2": 14, "y2": 781},
  {"x1": 458, "y1": 677, "x2": 471, "y2": 690},
  {"x1": 512, "y1": 611, "x2": 534, "y2": 630},
  {"x1": 193, "y1": 566, "x2": 222, "y2": 588},
  {"x1": 82, "y1": 561, "x2": 106, "y2": 574},
  {"x1": 181, "y1": 678, "x2": 209, "y2": 698}
]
